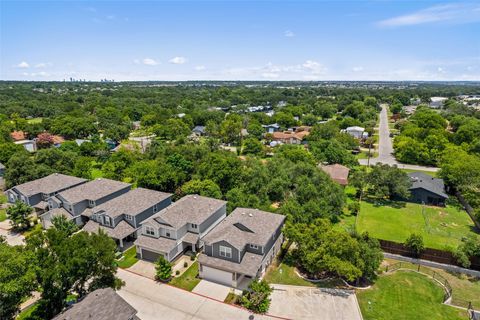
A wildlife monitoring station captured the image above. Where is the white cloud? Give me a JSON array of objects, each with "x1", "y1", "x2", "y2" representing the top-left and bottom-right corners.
[
  {"x1": 194, "y1": 65, "x2": 206, "y2": 71},
  {"x1": 138, "y1": 58, "x2": 158, "y2": 66},
  {"x1": 16, "y1": 61, "x2": 30, "y2": 68},
  {"x1": 352, "y1": 66, "x2": 364, "y2": 72},
  {"x1": 284, "y1": 30, "x2": 295, "y2": 37},
  {"x1": 378, "y1": 3, "x2": 480, "y2": 27},
  {"x1": 262, "y1": 72, "x2": 280, "y2": 79},
  {"x1": 22, "y1": 71, "x2": 50, "y2": 77},
  {"x1": 301, "y1": 60, "x2": 326, "y2": 74},
  {"x1": 169, "y1": 56, "x2": 187, "y2": 64},
  {"x1": 34, "y1": 62, "x2": 52, "y2": 68},
  {"x1": 437, "y1": 67, "x2": 446, "y2": 73}
]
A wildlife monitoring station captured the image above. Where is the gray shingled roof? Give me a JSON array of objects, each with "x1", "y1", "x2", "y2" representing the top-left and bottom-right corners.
[
  {"x1": 148, "y1": 194, "x2": 226, "y2": 229},
  {"x1": 52, "y1": 288, "x2": 137, "y2": 320},
  {"x1": 408, "y1": 172, "x2": 448, "y2": 199},
  {"x1": 83, "y1": 220, "x2": 136, "y2": 240},
  {"x1": 198, "y1": 251, "x2": 263, "y2": 276},
  {"x1": 12, "y1": 173, "x2": 87, "y2": 197},
  {"x1": 92, "y1": 188, "x2": 171, "y2": 218},
  {"x1": 203, "y1": 208, "x2": 285, "y2": 250},
  {"x1": 134, "y1": 234, "x2": 177, "y2": 253},
  {"x1": 58, "y1": 178, "x2": 131, "y2": 204}
]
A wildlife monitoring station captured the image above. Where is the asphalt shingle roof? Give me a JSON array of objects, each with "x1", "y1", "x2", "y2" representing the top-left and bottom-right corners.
[
  {"x1": 83, "y1": 220, "x2": 136, "y2": 240},
  {"x1": 203, "y1": 208, "x2": 285, "y2": 250},
  {"x1": 319, "y1": 163, "x2": 350, "y2": 186},
  {"x1": 92, "y1": 188, "x2": 171, "y2": 218},
  {"x1": 13, "y1": 173, "x2": 87, "y2": 197},
  {"x1": 408, "y1": 172, "x2": 448, "y2": 199},
  {"x1": 198, "y1": 251, "x2": 263, "y2": 276},
  {"x1": 134, "y1": 234, "x2": 177, "y2": 253},
  {"x1": 149, "y1": 194, "x2": 226, "y2": 229},
  {"x1": 58, "y1": 178, "x2": 131, "y2": 204},
  {"x1": 52, "y1": 288, "x2": 137, "y2": 320}
]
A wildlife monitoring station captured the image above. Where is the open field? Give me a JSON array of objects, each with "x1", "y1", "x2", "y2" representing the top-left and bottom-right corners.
[
  {"x1": 357, "y1": 200, "x2": 476, "y2": 250},
  {"x1": 357, "y1": 271, "x2": 466, "y2": 320}
]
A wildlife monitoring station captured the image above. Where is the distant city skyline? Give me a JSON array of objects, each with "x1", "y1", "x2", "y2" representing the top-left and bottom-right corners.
[{"x1": 1, "y1": 1, "x2": 479, "y2": 81}]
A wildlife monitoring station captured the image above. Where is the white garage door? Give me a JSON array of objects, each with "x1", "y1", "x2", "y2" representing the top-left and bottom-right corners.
[{"x1": 202, "y1": 266, "x2": 233, "y2": 286}]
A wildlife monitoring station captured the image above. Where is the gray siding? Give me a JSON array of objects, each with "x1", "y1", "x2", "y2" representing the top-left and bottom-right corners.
[
  {"x1": 199, "y1": 204, "x2": 227, "y2": 235},
  {"x1": 245, "y1": 244, "x2": 263, "y2": 255},
  {"x1": 28, "y1": 194, "x2": 42, "y2": 206},
  {"x1": 135, "y1": 197, "x2": 172, "y2": 228},
  {"x1": 410, "y1": 188, "x2": 446, "y2": 205},
  {"x1": 96, "y1": 186, "x2": 131, "y2": 206},
  {"x1": 210, "y1": 240, "x2": 240, "y2": 263},
  {"x1": 73, "y1": 200, "x2": 89, "y2": 216}
]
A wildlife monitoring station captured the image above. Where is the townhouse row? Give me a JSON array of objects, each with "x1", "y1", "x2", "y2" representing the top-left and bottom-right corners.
[{"x1": 6, "y1": 173, "x2": 285, "y2": 288}]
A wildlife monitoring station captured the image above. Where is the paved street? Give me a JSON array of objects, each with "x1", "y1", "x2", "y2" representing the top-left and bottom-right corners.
[
  {"x1": 117, "y1": 269, "x2": 277, "y2": 320},
  {"x1": 358, "y1": 104, "x2": 439, "y2": 172},
  {"x1": 269, "y1": 284, "x2": 363, "y2": 320}
]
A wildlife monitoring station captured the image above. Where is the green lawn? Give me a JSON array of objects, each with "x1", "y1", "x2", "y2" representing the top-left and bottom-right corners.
[
  {"x1": 26, "y1": 117, "x2": 43, "y2": 124},
  {"x1": 357, "y1": 271, "x2": 466, "y2": 320},
  {"x1": 400, "y1": 168, "x2": 438, "y2": 178},
  {"x1": 0, "y1": 209, "x2": 6, "y2": 222},
  {"x1": 170, "y1": 261, "x2": 201, "y2": 291},
  {"x1": 16, "y1": 303, "x2": 39, "y2": 320},
  {"x1": 116, "y1": 247, "x2": 139, "y2": 269},
  {"x1": 22, "y1": 224, "x2": 42, "y2": 238},
  {"x1": 357, "y1": 199, "x2": 476, "y2": 250}
]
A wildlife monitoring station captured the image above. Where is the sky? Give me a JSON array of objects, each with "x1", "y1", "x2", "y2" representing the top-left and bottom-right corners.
[{"x1": 1, "y1": 0, "x2": 479, "y2": 81}]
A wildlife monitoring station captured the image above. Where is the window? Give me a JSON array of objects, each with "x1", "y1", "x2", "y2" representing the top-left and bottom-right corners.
[
  {"x1": 89, "y1": 200, "x2": 95, "y2": 208},
  {"x1": 125, "y1": 214, "x2": 133, "y2": 221},
  {"x1": 153, "y1": 204, "x2": 158, "y2": 213},
  {"x1": 166, "y1": 232, "x2": 171, "y2": 238},
  {"x1": 249, "y1": 244, "x2": 259, "y2": 250},
  {"x1": 145, "y1": 226, "x2": 155, "y2": 236},
  {"x1": 219, "y1": 246, "x2": 232, "y2": 258},
  {"x1": 42, "y1": 193, "x2": 48, "y2": 200},
  {"x1": 191, "y1": 223, "x2": 198, "y2": 229},
  {"x1": 104, "y1": 216, "x2": 111, "y2": 226}
]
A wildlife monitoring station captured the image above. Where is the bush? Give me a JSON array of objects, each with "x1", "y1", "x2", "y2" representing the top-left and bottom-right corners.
[
  {"x1": 404, "y1": 233, "x2": 424, "y2": 257},
  {"x1": 175, "y1": 270, "x2": 180, "y2": 275},
  {"x1": 241, "y1": 279, "x2": 273, "y2": 313},
  {"x1": 183, "y1": 261, "x2": 188, "y2": 268},
  {"x1": 190, "y1": 255, "x2": 195, "y2": 261},
  {"x1": 348, "y1": 202, "x2": 360, "y2": 215},
  {"x1": 155, "y1": 256, "x2": 172, "y2": 282}
]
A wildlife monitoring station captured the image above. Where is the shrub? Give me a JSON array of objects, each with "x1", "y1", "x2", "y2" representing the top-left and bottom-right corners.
[
  {"x1": 241, "y1": 279, "x2": 273, "y2": 313},
  {"x1": 183, "y1": 261, "x2": 188, "y2": 268},
  {"x1": 175, "y1": 270, "x2": 180, "y2": 275},
  {"x1": 190, "y1": 255, "x2": 195, "y2": 261},
  {"x1": 155, "y1": 256, "x2": 172, "y2": 282},
  {"x1": 404, "y1": 233, "x2": 424, "y2": 257},
  {"x1": 348, "y1": 202, "x2": 360, "y2": 215}
]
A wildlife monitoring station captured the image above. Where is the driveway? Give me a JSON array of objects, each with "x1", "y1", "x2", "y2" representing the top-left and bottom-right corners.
[
  {"x1": 269, "y1": 284, "x2": 363, "y2": 320},
  {"x1": 358, "y1": 104, "x2": 439, "y2": 172},
  {"x1": 127, "y1": 260, "x2": 156, "y2": 279},
  {"x1": 0, "y1": 220, "x2": 25, "y2": 246},
  {"x1": 116, "y1": 269, "x2": 276, "y2": 320},
  {"x1": 192, "y1": 280, "x2": 231, "y2": 301}
]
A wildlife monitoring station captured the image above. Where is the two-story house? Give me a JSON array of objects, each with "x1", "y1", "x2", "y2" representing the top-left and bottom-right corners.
[
  {"x1": 82, "y1": 188, "x2": 172, "y2": 250},
  {"x1": 40, "y1": 178, "x2": 131, "y2": 228},
  {"x1": 135, "y1": 194, "x2": 226, "y2": 262},
  {"x1": 5, "y1": 173, "x2": 88, "y2": 214},
  {"x1": 198, "y1": 208, "x2": 285, "y2": 288}
]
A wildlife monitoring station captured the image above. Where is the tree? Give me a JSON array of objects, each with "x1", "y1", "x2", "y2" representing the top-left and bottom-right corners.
[
  {"x1": 155, "y1": 255, "x2": 172, "y2": 282},
  {"x1": 365, "y1": 164, "x2": 411, "y2": 199},
  {"x1": 404, "y1": 233, "x2": 424, "y2": 257},
  {"x1": 4, "y1": 153, "x2": 48, "y2": 188},
  {"x1": 179, "y1": 179, "x2": 222, "y2": 199},
  {"x1": 51, "y1": 215, "x2": 78, "y2": 236},
  {"x1": 242, "y1": 138, "x2": 264, "y2": 156},
  {"x1": 0, "y1": 142, "x2": 26, "y2": 164},
  {"x1": 0, "y1": 243, "x2": 36, "y2": 320},
  {"x1": 7, "y1": 201, "x2": 32, "y2": 231},
  {"x1": 241, "y1": 279, "x2": 273, "y2": 313},
  {"x1": 36, "y1": 132, "x2": 55, "y2": 149}
]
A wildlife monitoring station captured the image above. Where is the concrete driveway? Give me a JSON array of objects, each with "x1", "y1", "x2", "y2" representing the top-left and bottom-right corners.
[
  {"x1": 269, "y1": 284, "x2": 363, "y2": 320},
  {"x1": 192, "y1": 280, "x2": 231, "y2": 301},
  {"x1": 117, "y1": 269, "x2": 275, "y2": 320},
  {"x1": 0, "y1": 220, "x2": 25, "y2": 246},
  {"x1": 127, "y1": 260, "x2": 156, "y2": 279}
]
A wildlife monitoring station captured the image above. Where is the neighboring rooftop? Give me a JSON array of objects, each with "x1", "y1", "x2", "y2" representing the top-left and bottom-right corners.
[
  {"x1": 345, "y1": 126, "x2": 365, "y2": 131},
  {"x1": 203, "y1": 207, "x2": 285, "y2": 250},
  {"x1": 10, "y1": 130, "x2": 26, "y2": 141},
  {"x1": 408, "y1": 172, "x2": 448, "y2": 199},
  {"x1": 150, "y1": 194, "x2": 226, "y2": 229},
  {"x1": 58, "y1": 178, "x2": 131, "y2": 203},
  {"x1": 92, "y1": 188, "x2": 171, "y2": 218},
  {"x1": 83, "y1": 220, "x2": 136, "y2": 240},
  {"x1": 52, "y1": 288, "x2": 138, "y2": 320},
  {"x1": 11, "y1": 173, "x2": 88, "y2": 197},
  {"x1": 319, "y1": 163, "x2": 350, "y2": 186}
]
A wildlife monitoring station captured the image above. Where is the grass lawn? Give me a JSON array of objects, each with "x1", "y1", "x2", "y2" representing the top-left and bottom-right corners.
[
  {"x1": 116, "y1": 247, "x2": 139, "y2": 269},
  {"x1": 170, "y1": 261, "x2": 201, "y2": 291},
  {"x1": 22, "y1": 224, "x2": 42, "y2": 238},
  {"x1": 356, "y1": 199, "x2": 476, "y2": 250},
  {"x1": 400, "y1": 168, "x2": 438, "y2": 178},
  {"x1": 16, "y1": 303, "x2": 39, "y2": 320},
  {"x1": 0, "y1": 209, "x2": 6, "y2": 222},
  {"x1": 357, "y1": 271, "x2": 466, "y2": 320},
  {"x1": 26, "y1": 117, "x2": 43, "y2": 124}
]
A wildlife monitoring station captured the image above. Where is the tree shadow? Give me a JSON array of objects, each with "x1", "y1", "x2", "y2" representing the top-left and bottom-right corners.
[{"x1": 364, "y1": 197, "x2": 407, "y2": 209}]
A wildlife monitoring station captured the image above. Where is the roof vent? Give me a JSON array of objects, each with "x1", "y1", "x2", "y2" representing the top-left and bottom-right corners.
[
  {"x1": 193, "y1": 195, "x2": 197, "y2": 199},
  {"x1": 242, "y1": 212, "x2": 246, "y2": 215},
  {"x1": 248, "y1": 213, "x2": 253, "y2": 217}
]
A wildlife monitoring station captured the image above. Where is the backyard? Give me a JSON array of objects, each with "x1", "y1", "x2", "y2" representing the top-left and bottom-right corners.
[
  {"x1": 357, "y1": 271, "x2": 466, "y2": 320},
  {"x1": 356, "y1": 199, "x2": 476, "y2": 250}
]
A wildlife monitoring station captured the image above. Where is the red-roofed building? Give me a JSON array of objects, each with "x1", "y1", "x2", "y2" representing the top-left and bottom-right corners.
[{"x1": 318, "y1": 163, "x2": 350, "y2": 186}]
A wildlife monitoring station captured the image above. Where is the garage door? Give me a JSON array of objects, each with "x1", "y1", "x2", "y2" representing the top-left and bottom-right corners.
[
  {"x1": 201, "y1": 266, "x2": 233, "y2": 286},
  {"x1": 141, "y1": 249, "x2": 163, "y2": 262}
]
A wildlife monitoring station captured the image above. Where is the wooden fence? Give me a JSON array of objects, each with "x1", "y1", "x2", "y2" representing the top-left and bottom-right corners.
[{"x1": 378, "y1": 239, "x2": 480, "y2": 271}]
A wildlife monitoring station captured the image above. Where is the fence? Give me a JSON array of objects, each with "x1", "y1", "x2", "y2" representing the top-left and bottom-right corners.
[
  {"x1": 379, "y1": 239, "x2": 480, "y2": 271},
  {"x1": 385, "y1": 262, "x2": 452, "y2": 302}
]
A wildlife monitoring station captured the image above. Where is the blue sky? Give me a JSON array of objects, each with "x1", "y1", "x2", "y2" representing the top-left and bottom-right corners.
[{"x1": 1, "y1": 1, "x2": 479, "y2": 81}]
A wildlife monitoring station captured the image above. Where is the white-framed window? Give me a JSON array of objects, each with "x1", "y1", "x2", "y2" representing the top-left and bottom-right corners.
[
  {"x1": 89, "y1": 200, "x2": 95, "y2": 208},
  {"x1": 125, "y1": 214, "x2": 133, "y2": 221},
  {"x1": 166, "y1": 231, "x2": 171, "y2": 238},
  {"x1": 191, "y1": 223, "x2": 198, "y2": 229},
  {"x1": 219, "y1": 245, "x2": 232, "y2": 258},
  {"x1": 249, "y1": 244, "x2": 259, "y2": 250},
  {"x1": 104, "y1": 216, "x2": 111, "y2": 226},
  {"x1": 153, "y1": 204, "x2": 158, "y2": 213},
  {"x1": 145, "y1": 226, "x2": 155, "y2": 236}
]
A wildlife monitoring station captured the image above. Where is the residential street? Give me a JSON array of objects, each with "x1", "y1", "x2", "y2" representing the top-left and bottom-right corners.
[
  {"x1": 116, "y1": 269, "x2": 277, "y2": 320},
  {"x1": 358, "y1": 104, "x2": 439, "y2": 172}
]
